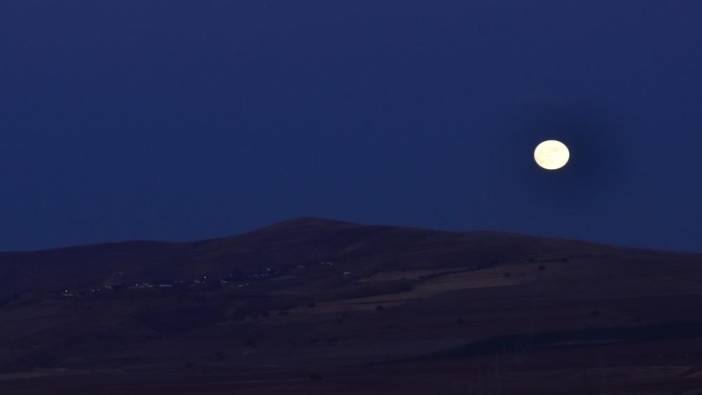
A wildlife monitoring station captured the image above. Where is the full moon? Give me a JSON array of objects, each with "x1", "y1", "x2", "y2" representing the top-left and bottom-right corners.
[{"x1": 534, "y1": 140, "x2": 570, "y2": 170}]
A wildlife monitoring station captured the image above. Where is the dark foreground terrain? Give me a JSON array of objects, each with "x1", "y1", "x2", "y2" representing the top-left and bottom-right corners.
[{"x1": 2, "y1": 218, "x2": 702, "y2": 394}]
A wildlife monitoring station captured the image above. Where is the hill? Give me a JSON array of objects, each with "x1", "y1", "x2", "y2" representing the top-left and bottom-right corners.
[
  {"x1": 1, "y1": 218, "x2": 702, "y2": 394},
  {"x1": 0, "y1": 217, "x2": 638, "y2": 297}
]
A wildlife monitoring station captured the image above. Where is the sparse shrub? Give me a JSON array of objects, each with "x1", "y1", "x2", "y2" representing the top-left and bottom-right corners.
[
  {"x1": 136, "y1": 304, "x2": 225, "y2": 333},
  {"x1": 376, "y1": 305, "x2": 384, "y2": 311},
  {"x1": 0, "y1": 292, "x2": 20, "y2": 307},
  {"x1": 112, "y1": 284, "x2": 127, "y2": 292},
  {"x1": 308, "y1": 372, "x2": 323, "y2": 381},
  {"x1": 245, "y1": 338, "x2": 257, "y2": 348},
  {"x1": 335, "y1": 312, "x2": 350, "y2": 325},
  {"x1": 324, "y1": 281, "x2": 412, "y2": 300}
]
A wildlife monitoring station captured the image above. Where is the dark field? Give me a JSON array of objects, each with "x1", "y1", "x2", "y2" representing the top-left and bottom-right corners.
[{"x1": 1, "y1": 218, "x2": 702, "y2": 394}]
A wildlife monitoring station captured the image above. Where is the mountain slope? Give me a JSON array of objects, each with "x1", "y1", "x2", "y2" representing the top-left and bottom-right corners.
[
  {"x1": 2, "y1": 218, "x2": 702, "y2": 394},
  {"x1": 0, "y1": 217, "x2": 650, "y2": 297}
]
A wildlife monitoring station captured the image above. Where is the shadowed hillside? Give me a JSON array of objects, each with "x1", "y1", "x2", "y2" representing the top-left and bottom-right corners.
[
  {"x1": 0, "y1": 217, "x2": 642, "y2": 297},
  {"x1": 1, "y1": 218, "x2": 702, "y2": 394}
]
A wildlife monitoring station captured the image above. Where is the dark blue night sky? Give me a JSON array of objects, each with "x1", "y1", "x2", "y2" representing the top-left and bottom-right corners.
[{"x1": 1, "y1": 1, "x2": 701, "y2": 251}]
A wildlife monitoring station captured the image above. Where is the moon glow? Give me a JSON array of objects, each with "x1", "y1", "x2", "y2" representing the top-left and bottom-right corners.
[{"x1": 534, "y1": 140, "x2": 570, "y2": 170}]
